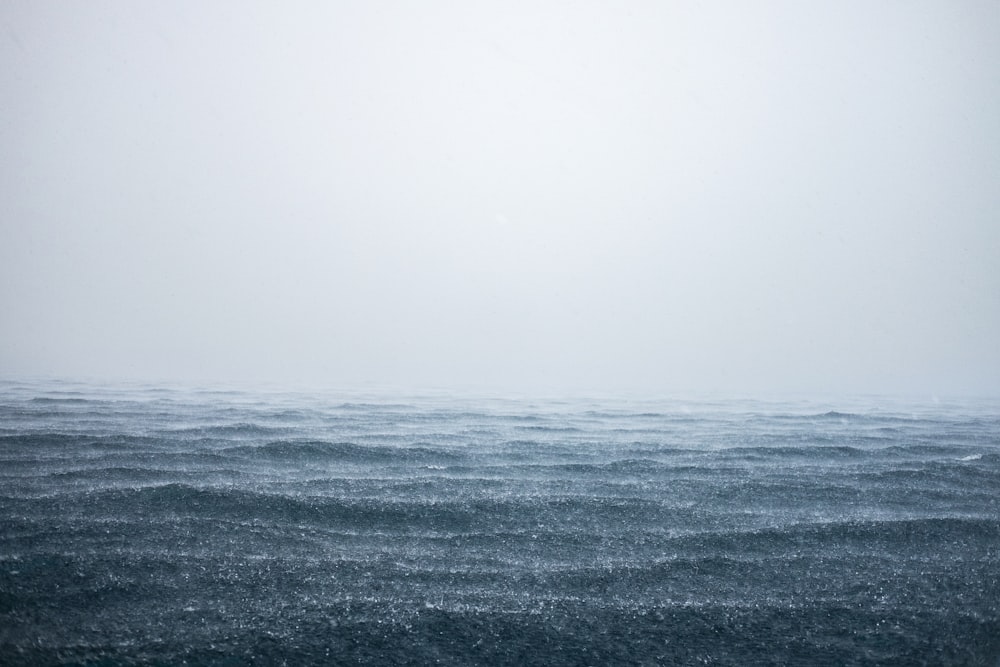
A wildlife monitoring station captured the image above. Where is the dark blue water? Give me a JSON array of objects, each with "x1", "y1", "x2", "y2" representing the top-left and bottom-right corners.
[{"x1": 2, "y1": 382, "x2": 998, "y2": 665}]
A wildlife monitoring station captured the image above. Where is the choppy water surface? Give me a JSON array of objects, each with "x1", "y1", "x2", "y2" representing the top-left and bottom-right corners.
[{"x1": 1, "y1": 382, "x2": 998, "y2": 665}]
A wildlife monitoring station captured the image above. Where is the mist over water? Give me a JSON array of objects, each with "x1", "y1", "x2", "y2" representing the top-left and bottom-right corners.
[
  {"x1": 2, "y1": 1, "x2": 999, "y2": 396},
  {"x1": 2, "y1": 381, "x2": 998, "y2": 664}
]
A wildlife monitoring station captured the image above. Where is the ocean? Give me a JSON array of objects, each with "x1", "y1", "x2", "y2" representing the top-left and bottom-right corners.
[{"x1": 1, "y1": 381, "x2": 998, "y2": 665}]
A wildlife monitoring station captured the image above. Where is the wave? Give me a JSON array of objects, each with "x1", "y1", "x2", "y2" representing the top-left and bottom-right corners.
[
  {"x1": 561, "y1": 457, "x2": 659, "y2": 470},
  {"x1": 11, "y1": 484, "x2": 703, "y2": 538},
  {"x1": 34, "y1": 487, "x2": 980, "y2": 556},
  {"x1": 0, "y1": 433, "x2": 161, "y2": 454},
  {"x1": 881, "y1": 443, "x2": 974, "y2": 457},
  {"x1": 771, "y1": 411, "x2": 948, "y2": 426},
  {"x1": 815, "y1": 410, "x2": 858, "y2": 419},
  {"x1": 521, "y1": 425, "x2": 583, "y2": 433},
  {"x1": 716, "y1": 445, "x2": 866, "y2": 460},
  {"x1": 42, "y1": 467, "x2": 227, "y2": 487},
  {"x1": 159, "y1": 423, "x2": 294, "y2": 438},
  {"x1": 220, "y1": 440, "x2": 464, "y2": 465},
  {"x1": 860, "y1": 459, "x2": 1000, "y2": 487}
]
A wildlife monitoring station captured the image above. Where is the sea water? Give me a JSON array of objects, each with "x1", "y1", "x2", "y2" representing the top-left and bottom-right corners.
[{"x1": 1, "y1": 381, "x2": 998, "y2": 665}]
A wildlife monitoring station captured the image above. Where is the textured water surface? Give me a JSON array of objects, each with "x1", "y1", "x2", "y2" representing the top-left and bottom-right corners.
[{"x1": 1, "y1": 382, "x2": 998, "y2": 665}]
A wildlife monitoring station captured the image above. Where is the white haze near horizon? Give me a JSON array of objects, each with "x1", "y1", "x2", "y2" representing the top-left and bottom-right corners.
[{"x1": 2, "y1": 1, "x2": 999, "y2": 399}]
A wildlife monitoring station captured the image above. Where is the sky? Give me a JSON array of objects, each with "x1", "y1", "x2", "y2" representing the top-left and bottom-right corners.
[{"x1": 2, "y1": 1, "x2": 999, "y2": 397}]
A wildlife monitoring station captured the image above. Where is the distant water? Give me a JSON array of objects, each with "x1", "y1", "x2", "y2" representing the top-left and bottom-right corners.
[{"x1": 2, "y1": 382, "x2": 998, "y2": 665}]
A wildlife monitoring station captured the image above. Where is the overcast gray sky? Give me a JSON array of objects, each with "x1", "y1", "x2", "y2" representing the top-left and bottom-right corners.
[{"x1": 2, "y1": 1, "x2": 998, "y2": 397}]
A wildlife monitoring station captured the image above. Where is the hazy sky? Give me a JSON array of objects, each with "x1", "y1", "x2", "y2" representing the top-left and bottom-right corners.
[{"x1": 2, "y1": 1, "x2": 999, "y2": 397}]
